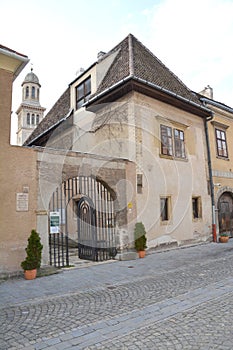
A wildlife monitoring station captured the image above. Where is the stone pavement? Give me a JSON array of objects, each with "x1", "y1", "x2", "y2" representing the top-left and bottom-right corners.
[{"x1": 1, "y1": 241, "x2": 233, "y2": 349}]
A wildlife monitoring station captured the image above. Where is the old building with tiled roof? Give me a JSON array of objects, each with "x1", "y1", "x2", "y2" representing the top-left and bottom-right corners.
[
  {"x1": 2, "y1": 35, "x2": 233, "y2": 274},
  {"x1": 25, "y1": 34, "x2": 208, "y2": 146},
  {"x1": 24, "y1": 34, "x2": 214, "y2": 265}
]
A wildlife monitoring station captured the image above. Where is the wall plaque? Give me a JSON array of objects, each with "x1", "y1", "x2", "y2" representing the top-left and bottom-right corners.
[{"x1": 16, "y1": 193, "x2": 29, "y2": 211}]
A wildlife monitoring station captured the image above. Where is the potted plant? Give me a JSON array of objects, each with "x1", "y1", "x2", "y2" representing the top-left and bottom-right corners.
[
  {"x1": 219, "y1": 232, "x2": 229, "y2": 243},
  {"x1": 21, "y1": 229, "x2": 43, "y2": 280},
  {"x1": 134, "y1": 222, "x2": 147, "y2": 258}
]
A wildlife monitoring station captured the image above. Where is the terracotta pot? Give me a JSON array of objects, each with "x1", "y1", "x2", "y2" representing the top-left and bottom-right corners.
[
  {"x1": 138, "y1": 250, "x2": 146, "y2": 258},
  {"x1": 219, "y1": 236, "x2": 229, "y2": 243},
  {"x1": 24, "y1": 269, "x2": 37, "y2": 280}
]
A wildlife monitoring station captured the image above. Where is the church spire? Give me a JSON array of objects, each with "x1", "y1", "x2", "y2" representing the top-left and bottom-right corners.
[{"x1": 16, "y1": 69, "x2": 46, "y2": 145}]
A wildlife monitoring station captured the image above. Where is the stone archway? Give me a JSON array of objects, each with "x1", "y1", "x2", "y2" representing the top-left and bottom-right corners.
[{"x1": 48, "y1": 175, "x2": 117, "y2": 267}]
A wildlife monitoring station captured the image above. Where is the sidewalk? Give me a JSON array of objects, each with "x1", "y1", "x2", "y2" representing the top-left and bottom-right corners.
[
  {"x1": 1, "y1": 240, "x2": 233, "y2": 350},
  {"x1": 1, "y1": 240, "x2": 233, "y2": 308}
]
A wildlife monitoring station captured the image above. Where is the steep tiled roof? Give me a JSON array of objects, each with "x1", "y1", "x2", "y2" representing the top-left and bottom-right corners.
[
  {"x1": 96, "y1": 36, "x2": 130, "y2": 93},
  {"x1": 25, "y1": 34, "x2": 204, "y2": 146},
  {"x1": 25, "y1": 88, "x2": 70, "y2": 145},
  {"x1": 95, "y1": 34, "x2": 200, "y2": 105}
]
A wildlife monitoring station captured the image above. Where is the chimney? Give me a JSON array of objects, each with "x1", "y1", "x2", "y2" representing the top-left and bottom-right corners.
[
  {"x1": 199, "y1": 85, "x2": 213, "y2": 99},
  {"x1": 97, "y1": 51, "x2": 106, "y2": 61},
  {"x1": 76, "y1": 67, "x2": 85, "y2": 77}
]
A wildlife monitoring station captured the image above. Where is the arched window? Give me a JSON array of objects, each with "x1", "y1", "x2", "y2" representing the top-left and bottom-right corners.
[
  {"x1": 36, "y1": 115, "x2": 40, "y2": 124},
  {"x1": 26, "y1": 87, "x2": 29, "y2": 98},
  {"x1": 32, "y1": 86, "x2": 35, "y2": 98},
  {"x1": 27, "y1": 113, "x2": 30, "y2": 125},
  {"x1": 37, "y1": 88, "x2": 40, "y2": 99},
  {"x1": 31, "y1": 114, "x2": 35, "y2": 125}
]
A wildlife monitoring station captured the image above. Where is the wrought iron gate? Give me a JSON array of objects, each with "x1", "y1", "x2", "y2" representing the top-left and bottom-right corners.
[
  {"x1": 77, "y1": 196, "x2": 117, "y2": 261},
  {"x1": 49, "y1": 175, "x2": 117, "y2": 267},
  {"x1": 77, "y1": 196, "x2": 97, "y2": 261}
]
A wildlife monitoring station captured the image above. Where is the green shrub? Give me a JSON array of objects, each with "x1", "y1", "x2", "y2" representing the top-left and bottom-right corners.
[
  {"x1": 134, "y1": 222, "x2": 147, "y2": 251},
  {"x1": 21, "y1": 230, "x2": 43, "y2": 271}
]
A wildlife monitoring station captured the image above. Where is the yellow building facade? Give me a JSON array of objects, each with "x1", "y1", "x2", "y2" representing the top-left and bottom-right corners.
[
  {"x1": 0, "y1": 45, "x2": 40, "y2": 275},
  {"x1": 200, "y1": 88, "x2": 233, "y2": 238}
]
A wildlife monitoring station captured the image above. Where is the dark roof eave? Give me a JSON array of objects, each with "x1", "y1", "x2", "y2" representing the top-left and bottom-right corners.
[
  {"x1": 85, "y1": 76, "x2": 212, "y2": 118},
  {"x1": 200, "y1": 97, "x2": 233, "y2": 114}
]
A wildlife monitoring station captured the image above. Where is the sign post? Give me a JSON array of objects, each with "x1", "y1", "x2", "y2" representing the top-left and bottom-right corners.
[{"x1": 50, "y1": 211, "x2": 60, "y2": 233}]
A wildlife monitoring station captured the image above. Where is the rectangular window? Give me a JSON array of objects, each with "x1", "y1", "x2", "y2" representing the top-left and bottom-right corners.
[
  {"x1": 192, "y1": 197, "x2": 202, "y2": 219},
  {"x1": 161, "y1": 125, "x2": 173, "y2": 156},
  {"x1": 174, "y1": 129, "x2": 185, "y2": 158},
  {"x1": 160, "y1": 197, "x2": 170, "y2": 221},
  {"x1": 215, "y1": 128, "x2": 228, "y2": 158},
  {"x1": 27, "y1": 113, "x2": 30, "y2": 125},
  {"x1": 161, "y1": 125, "x2": 185, "y2": 159},
  {"x1": 76, "y1": 76, "x2": 91, "y2": 109},
  {"x1": 31, "y1": 86, "x2": 35, "y2": 99},
  {"x1": 137, "y1": 174, "x2": 143, "y2": 194}
]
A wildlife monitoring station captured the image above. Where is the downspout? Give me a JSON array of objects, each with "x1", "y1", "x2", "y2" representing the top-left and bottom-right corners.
[{"x1": 204, "y1": 113, "x2": 217, "y2": 242}]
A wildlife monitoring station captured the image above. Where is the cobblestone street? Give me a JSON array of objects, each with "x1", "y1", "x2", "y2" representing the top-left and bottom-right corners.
[{"x1": 1, "y1": 241, "x2": 233, "y2": 349}]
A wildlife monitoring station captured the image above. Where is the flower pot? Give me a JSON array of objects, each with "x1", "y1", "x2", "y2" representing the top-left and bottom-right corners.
[
  {"x1": 138, "y1": 250, "x2": 146, "y2": 258},
  {"x1": 24, "y1": 269, "x2": 37, "y2": 280},
  {"x1": 219, "y1": 236, "x2": 229, "y2": 243}
]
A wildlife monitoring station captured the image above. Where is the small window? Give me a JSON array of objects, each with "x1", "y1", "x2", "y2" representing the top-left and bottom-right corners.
[
  {"x1": 160, "y1": 197, "x2": 170, "y2": 221},
  {"x1": 25, "y1": 86, "x2": 29, "y2": 98},
  {"x1": 76, "y1": 76, "x2": 91, "y2": 109},
  {"x1": 31, "y1": 86, "x2": 35, "y2": 98},
  {"x1": 174, "y1": 129, "x2": 185, "y2": 158},
  {"x1": 215, "y1": 128, "x2": 228, "y2": 158},
  {"x1": 36, "y1": 115, "x2": 40, "y2": 125},
  {"x1": 137, "y1": 174, "x2": 143, "y2": 194},
  {"x1": 27, "y1": 113, "x2": 30, "y2": 125},
  {"x1": 31, "y1": 114, "x2": 35, "y2": 125},
  {"x1": 192, "y1": 197, "x2": 202, "y2": 219},
  {"x1": 161, "y1": 125, "x2": 173, "y2": 156}
]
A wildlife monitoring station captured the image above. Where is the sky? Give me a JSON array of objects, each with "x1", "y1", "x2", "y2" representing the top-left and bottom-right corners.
[{"x1": 1, "y1": 0, "x2": 233, "y2": 143}]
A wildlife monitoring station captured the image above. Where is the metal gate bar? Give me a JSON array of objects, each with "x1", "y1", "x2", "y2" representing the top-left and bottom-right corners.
[{"x1": 49, "y1": 175, "x2": 117, "y2": 267}]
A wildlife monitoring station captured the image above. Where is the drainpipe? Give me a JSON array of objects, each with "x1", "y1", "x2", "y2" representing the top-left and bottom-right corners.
[{"x1": 204, "y1": 116, "x2": 217, "y2": 242}]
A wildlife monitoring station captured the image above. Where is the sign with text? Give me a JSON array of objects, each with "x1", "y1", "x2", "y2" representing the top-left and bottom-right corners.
[
  {"x1": 16, "y1": 193, "x2": 29, "y2": 211},
  {"x1": 50, "y1": 211, "x2": 60, "y2": 233}
]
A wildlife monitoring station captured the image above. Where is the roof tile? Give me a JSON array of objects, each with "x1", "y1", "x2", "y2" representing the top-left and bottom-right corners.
[{"x1": 25, "y1": 34, "x2": 202, "y2": 145}]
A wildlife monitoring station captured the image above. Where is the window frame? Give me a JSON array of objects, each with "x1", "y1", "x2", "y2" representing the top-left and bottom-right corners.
[
  {"x1": 160, "y1": 124, "x2": 186, "y2": 159},
  {"x1": 31, "y1": 86, "x2": 35, "y2": 99},
  {"x1": 160, "y1": 196, "x2": 171, "y2": 222},
  {"x1": 174, "y1": 128, "x2": 185, "y2": 158},
  {"x1": 161, "y1": 125, "x2": 173, "y2": 156},
  {"x1": 75, "y1": 76, "x2": 91, "y2": 110},
  {"x1": 25, "y1": 86, "x2": 29, "y2": 99},
  {"x1": 27, "y1": 113, "x2": 30, "y2": 125},
  {"x1": 137, "y1": 174, "x2": 143, "y2": 194},
  {"x1": 192, "y1": 196, "x2": 202, "y2": 220},
  {"x1": 215, "y1": 128, "x2": 228, "y2": 158}
]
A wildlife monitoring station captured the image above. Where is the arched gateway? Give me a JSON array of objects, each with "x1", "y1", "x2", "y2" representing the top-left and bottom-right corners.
[
  {"x1": 49, "y1": 175, "x2": 117, "y2": 267},
  {"x1": 218, "y1": 191, "x2": 233, "y2": 237}
]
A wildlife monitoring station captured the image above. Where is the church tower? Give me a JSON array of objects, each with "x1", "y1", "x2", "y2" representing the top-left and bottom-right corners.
[{"x1": 16, "y1": 68, "x2": 46, "y2": 145}]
